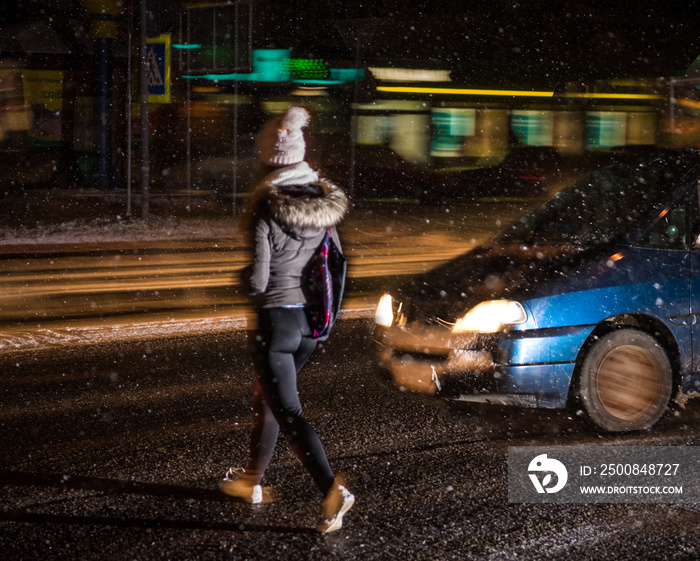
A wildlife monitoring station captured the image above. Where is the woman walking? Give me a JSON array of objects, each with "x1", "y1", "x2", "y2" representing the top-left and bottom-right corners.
[{"x1": 220, "y1": 105, "x2": 354, "y2": 533}]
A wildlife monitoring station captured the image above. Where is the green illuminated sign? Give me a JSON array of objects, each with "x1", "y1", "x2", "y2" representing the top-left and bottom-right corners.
[
  {"x1": 288, "y1": 58, "x2": 329, "y2": 80},
  {"x1": 183, "y1": 49, "x2": 363, "y2": 85}
]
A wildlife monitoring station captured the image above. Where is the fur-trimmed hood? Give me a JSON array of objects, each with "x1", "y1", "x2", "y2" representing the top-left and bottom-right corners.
[{"x1": 244, "y1": 162, "x2": 349, "y2": 234}]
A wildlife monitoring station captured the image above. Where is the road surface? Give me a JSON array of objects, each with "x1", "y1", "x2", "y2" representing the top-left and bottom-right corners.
[{"x1": 3, "y1": 320, "x2": 700, "y2": 560}]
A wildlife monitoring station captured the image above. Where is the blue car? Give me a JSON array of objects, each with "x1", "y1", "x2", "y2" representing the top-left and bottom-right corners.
[{"x1": 374, "y1": 149, "x2": 700, "y2": 432}]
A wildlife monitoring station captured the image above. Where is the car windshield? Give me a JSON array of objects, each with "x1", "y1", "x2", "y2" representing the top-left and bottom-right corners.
[{"x1": 497, "y1": 153, "x2": 698, "y2": 245}]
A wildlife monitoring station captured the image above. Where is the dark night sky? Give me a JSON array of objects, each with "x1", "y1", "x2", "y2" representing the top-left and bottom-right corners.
[
  {"x1": 270, "y1": 0, "x2": 700, "y2": 87},
  {"x1": 2, "y1": 0, "x2": 700, "y2": 88}
]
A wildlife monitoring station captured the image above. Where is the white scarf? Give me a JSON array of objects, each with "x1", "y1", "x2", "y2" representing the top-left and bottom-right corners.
[{"x1": 265, "y1": 161, "x2": 319, "y2": 187}]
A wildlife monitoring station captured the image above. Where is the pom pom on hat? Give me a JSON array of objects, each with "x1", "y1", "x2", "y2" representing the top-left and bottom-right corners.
[
  {"x1": 280, "y1": 105, "x2": 310, "y2": 130},
  {"x1": 256, "y1": 106, "x2": 310, "y2": 167}
]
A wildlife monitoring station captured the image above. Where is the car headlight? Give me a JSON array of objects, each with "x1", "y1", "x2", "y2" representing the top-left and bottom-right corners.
[
  {"x1": 375, "y1": 293, "x2": 394, "y2": 327},
  {"x1": 452, "y1": 300, "x2": 527, "y2": 333}
]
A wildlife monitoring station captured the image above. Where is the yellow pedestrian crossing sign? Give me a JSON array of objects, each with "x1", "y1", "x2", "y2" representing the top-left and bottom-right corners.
[
  {"x1": 146, "y1": 34, "x2": 171, "y2": 103},
  {"x1": 148, "y1": 49, "x2": 164, "y2": 87}
]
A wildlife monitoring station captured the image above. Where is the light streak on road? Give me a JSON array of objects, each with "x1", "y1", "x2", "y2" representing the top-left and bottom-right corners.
[
  {"x1": 0, "y1": 232, "x2": 481, "y2": 323},
  {"x1": 0, "y1": 202, "x2": 527, "y2": 352}
]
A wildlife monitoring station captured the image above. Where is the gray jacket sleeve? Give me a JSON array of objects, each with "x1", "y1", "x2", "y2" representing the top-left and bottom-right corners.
[{"x1": 250, "y1": 218, "x2": 271, "y2": 295}]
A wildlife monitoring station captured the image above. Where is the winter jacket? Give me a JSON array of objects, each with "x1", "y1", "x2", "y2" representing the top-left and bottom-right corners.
[{"x1": 243, "y1": 161, "x2": 349, "y2": 308}]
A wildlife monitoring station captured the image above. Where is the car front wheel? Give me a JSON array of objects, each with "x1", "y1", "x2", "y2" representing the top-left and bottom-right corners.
[{"x1": 576, "y1": 329, "x2": 673, "y2": 432}]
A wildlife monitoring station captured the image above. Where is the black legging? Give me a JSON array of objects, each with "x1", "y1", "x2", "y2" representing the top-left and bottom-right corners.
[{"x1": 246, "y1": 306, "x2": 335, "y2": 496}]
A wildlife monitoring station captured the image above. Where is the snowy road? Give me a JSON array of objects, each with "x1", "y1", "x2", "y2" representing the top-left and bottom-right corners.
[{"x1": 2, "y1": 319, "x2": 700, "y2": 560}]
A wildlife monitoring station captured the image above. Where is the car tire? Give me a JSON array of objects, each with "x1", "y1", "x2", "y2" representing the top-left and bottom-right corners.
[{"x1": 576, "y1": 329, "x2": 672, "y2": 432}]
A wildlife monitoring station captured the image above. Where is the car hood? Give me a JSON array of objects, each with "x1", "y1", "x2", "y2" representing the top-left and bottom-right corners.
[{"x1": 395, "y1": 241, "x2": 616, "y2": 322}]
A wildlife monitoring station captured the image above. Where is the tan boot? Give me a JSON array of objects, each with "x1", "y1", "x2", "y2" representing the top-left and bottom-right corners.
[
  {"x1": 317, "y1": 475, "x2": 355, "y2": 533},
  {"x1": 219, "y1": 468, "x2": 273, "y2": 504}
]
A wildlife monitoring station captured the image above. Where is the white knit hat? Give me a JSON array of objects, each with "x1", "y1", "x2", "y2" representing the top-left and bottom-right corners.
[{"x1": 256, "y1": 106, "x2": 310, "y2": 167}]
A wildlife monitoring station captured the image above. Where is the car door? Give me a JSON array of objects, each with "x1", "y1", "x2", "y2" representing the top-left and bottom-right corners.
[{"x1": 634, "y1": 187, "x2": 694, "y2": 382}]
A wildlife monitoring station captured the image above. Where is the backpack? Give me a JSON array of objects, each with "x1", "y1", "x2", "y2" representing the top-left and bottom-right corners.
[{"x1": 306, "y1": 229, "x2": 347, "y2": 341}]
